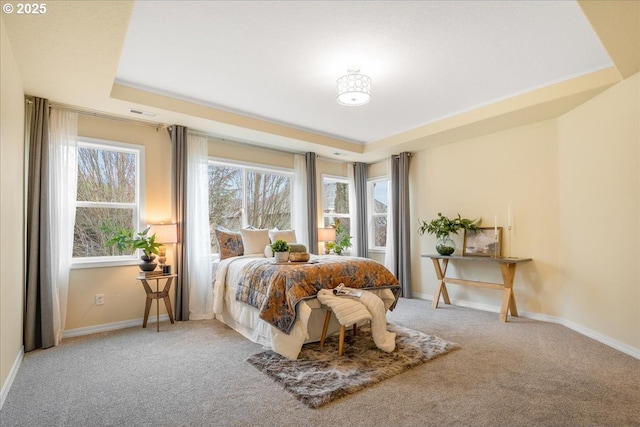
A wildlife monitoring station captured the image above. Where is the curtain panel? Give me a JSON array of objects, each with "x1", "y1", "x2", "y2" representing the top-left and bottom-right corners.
[
  {"x1": 170, "y1": 125, "x2": 189, "y2": 320},
  {"x1": 353, "y1": 162, "x2": 369, "y2": 257},
  {"x1": 48, "y1": 108, "x2": 78, "y2": 344},
  {"x1": 185, "y1": 134, "x2": 213, "y2": 319},
  {"x1": 305, "y1": 152, "x2": 318, "y2": 254},
  {"x1": 390, "y1": 152, "x2": 412, "y2": 298},
  {"x1": 292, "y1": 154, "x2": 309, "y2": 248},
  {"x1": 25, "y1": 97, "x2": 55, "y2": 352},
  {"x1": 24, "y1": 98, "x2": 78, "y2": 351}
]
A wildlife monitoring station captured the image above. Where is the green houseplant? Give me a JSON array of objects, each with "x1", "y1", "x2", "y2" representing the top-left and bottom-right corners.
[
  {"x1": 325, "y1": 218, "x2": 352, "y2": 255},
  {"x1": 104, "y1": 226, "x2": 162, "y2": 271},
  {"x1": 271, "y1": 239, "x2": 290, "y2": 263},
  {"x1": 418, "y1": 213, "x2": 481, "y2": 255}
]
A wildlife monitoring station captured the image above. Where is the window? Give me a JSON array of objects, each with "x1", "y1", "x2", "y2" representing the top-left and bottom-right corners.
[
  {"x1": 368, "y1": 178, "x2": 389, "y2": 249},
  {"x1": 72, "y1": 139, "x2": 144, "y2": 264},
  {"x1": 322, "y1": 175, "x2": 350, "y2": 234},
  {"x1": 208, "y1": 160, "x2": 292, "y2": 252}
]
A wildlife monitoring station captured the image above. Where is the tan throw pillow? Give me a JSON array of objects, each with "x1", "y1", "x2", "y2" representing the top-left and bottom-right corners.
[
  {"x1": 215, "y1": 228, "x2": 243, "y2": 260},
  {"x1": 241, "y1": 228, "x2": 271, "y2": 255}
]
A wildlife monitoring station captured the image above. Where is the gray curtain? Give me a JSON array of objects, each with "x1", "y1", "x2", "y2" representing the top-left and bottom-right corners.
[
  {"x1": 391, "y1": 152, "x2": 412, "y2": 298},
  {"x1": 25, "y1": 97, "x2": 56, "y2": 352},
  {"x1": 170, "y1": 125, "x2": 189, "y2": 321},
  {"x1": 354, "y1": 162, "x2": 368, "y2": 257},
  {"x1": 305, "y1": 152, "x2": 318, "y2": 254}
]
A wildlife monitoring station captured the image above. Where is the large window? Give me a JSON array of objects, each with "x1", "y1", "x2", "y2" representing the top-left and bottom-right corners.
[
  {"x1": 322, "y1": 176, "x2": 350, "y2": 233},
  {"x1": 368, "y1": 178, "x2": 389, "y2": 249},
  {"x1": 208, "y1": 160, "x2": 292, "y2": 252},
  {"x1": 72, "y1": 139, "x2": 144, "y2": 263}
]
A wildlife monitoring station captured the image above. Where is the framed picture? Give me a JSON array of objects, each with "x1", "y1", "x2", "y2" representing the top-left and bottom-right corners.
[{"x1": 463, "y1": 227, "x2": 503, "y2": 257}]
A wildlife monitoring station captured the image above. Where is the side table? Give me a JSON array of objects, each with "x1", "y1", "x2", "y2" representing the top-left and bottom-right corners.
[{"x1": 136, "y1": 274, "x2": 177, "y2": 332}]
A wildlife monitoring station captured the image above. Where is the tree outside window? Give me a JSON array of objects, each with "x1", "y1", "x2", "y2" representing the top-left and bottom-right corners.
[
  {"x1": 72, "y1": 140, "x2": 143, "y2": 260},
  {"x1": 208, "y1": 161, "x2": 292, "y2": 253},
  {"x1": 322, "y1": 176, "x2": 351, "y2": 236},
  {"x1": 369, "y1": 179, "x2": 389, "y2": 249}
]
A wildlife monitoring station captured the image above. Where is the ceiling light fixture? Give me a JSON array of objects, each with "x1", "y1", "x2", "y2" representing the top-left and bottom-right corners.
[{"x1": 336, "y1": 65, "x2": 371, "y2": 106}]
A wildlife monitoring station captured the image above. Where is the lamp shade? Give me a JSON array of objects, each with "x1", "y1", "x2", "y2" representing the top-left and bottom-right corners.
[
  {"x1": 148, "y1": 223, "x2": 178, "y2": 244},
  {"x1": 318, "y1": 227, "x2": 336, "y2": 242}
]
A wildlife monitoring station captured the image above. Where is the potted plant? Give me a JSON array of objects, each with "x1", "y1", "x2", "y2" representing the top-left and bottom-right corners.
[
  {"x1": 104, "y1": 226, "x2": 162, "y2": 271},
  {"x1": 418, "y1": 213, "x2": 481, "y2": 256},
  {"x1": 325, "y1": 218, "x2": 352, "y2": 255},
  {"x1": 271, "y1": 239, "x2": 290, "y2": 263}
]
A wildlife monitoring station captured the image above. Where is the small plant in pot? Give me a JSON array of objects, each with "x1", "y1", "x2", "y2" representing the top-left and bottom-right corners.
[
  {"x1": 271, "y1": 239, "x2": 290, "y2": 263},
  {"x1": 324, "y1": 218, "x2": 352, "y2": 255},
  {"x1": 418, "y1": 213, "x2": 481, "y2": 256},
  {"x1": 104, "y1": 226, "x2": 162, "y2": 271}
]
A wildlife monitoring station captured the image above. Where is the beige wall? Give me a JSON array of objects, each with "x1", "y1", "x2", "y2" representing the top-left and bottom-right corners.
[
  {"x1": 66, "y1": 116, "x2": 172, "y2": 330},
  {"x1": 0, "y1": 23, "x2": 25, "y2": 403},
  {"x1": 411, "y1": 73, "x2": 639, "y2": 352},
  {"x1": 557, "y1": 72, "x2": 639, "y2": 347}
]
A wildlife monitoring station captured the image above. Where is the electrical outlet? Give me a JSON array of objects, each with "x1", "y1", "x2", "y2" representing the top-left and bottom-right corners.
[{"x1": 95, "y1": 294, "x2": 104, "y2": 306}]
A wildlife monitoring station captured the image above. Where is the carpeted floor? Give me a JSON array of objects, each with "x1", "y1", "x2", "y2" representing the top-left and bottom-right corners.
[{"x1": 1, "y1": 298, "x2": 639, "y2": 427}]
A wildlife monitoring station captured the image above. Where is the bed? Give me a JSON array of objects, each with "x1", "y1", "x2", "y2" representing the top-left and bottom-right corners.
[{"x1": 212, "y1": 254, "x2": 400, "y2": 359}]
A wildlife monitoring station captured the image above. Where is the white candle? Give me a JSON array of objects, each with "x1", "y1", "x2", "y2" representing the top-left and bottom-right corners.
[
  {"x1": 494, "y1": 214, "x2": 497, "y2": 237},
  {"x1": 507, "y1": 205, "x2": 511, "y2": 228}
]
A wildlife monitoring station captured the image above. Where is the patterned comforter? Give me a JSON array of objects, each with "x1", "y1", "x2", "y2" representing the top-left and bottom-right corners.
[{"x1": 234, "y1": 256, "x2": 400, "y2": 334}]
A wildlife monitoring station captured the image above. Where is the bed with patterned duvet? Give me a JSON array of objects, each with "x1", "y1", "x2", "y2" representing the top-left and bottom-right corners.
[{"x1": 213, "y1": 254, "x2": 400, "y2": 359}]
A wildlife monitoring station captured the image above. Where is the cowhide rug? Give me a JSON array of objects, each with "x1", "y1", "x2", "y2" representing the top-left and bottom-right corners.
[{"x1": 246, "y1": 323, "x2": 458, "y2": 408}]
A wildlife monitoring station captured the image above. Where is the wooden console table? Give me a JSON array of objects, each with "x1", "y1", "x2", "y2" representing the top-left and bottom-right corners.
[{"x1": 421, "y1": 255, "x2": 532, "y2": 322}]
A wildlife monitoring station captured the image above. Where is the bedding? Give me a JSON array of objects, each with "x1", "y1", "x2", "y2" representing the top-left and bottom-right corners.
[
  {"x1": 235, "y1": 255, "x2": 400, "y2": 334},
  {"x1": 213, "y1": 254, "x2": 400, "y2": 359}
]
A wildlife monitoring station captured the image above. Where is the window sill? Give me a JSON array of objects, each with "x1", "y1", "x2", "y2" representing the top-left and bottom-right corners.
[{"x1": 70, "y1": 258, "x2": 140, "y2": 270}]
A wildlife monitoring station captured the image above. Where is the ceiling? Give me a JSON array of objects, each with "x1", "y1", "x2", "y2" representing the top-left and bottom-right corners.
[{"x1": 2, "y1": 1, "x2": 638, "y2": 162}]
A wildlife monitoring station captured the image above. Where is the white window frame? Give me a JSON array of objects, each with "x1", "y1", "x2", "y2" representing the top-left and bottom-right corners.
[
  {"x1": 71, "y1": 138, "x2": 145, "y2": 269},
  {"x1": 321, "y1": 175, "x2": 351, "y2": 228},
  {"x1": 208, "y1": 158, "x2": 293, "y2": 253},
  {"x1": 368, "y1": 177, "x2": 390, "y2": 252}
]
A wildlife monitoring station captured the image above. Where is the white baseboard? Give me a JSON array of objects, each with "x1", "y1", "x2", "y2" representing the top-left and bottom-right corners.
[
  {"x1": 411, "y1": 292, "x2": 640, "y2": 360},
  {"x1": 0, "y1": 346, "x2": 24, "y2": 410},
  {"x1": 62, "y1": 315, "x2": 170, "y2": 339}
]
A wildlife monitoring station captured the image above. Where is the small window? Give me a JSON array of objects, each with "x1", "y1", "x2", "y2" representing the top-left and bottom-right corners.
[
  {"x1": 368, "y1": 178, "x2": 389, "y2": 249},
  {"x1": 322, "y1": 175, "x2": 351, "y2": 234},
  {"x1": 72, "y1": 139, "x2": 145, "y2": 265}
]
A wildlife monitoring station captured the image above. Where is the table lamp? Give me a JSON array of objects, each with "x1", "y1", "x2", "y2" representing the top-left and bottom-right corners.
[
  {"x1": 148, "y1": 223, "x2": 178, "y2": 268},
  {"x1": 318, "y1": 227, "x2": 336, "y2": 254}
]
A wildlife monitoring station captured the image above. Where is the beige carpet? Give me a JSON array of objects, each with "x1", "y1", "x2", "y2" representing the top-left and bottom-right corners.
[{"x1": 1, "y1": 298, "x2": 639, "y2": 427}]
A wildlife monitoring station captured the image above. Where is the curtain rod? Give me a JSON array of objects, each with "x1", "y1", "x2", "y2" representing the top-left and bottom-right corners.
[{"x1": 25, "y1": 96, "x2": 166, "y2": 130}]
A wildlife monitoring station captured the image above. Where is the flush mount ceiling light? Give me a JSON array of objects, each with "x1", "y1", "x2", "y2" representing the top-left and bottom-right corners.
[{"x1": 336, "y1": 65, "x2": 371, "y2": 106}]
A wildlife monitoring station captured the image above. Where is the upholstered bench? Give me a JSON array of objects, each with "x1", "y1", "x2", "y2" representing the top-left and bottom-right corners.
[{"x1": 317, "y1": 291, "x2": 372, "y2": 356}]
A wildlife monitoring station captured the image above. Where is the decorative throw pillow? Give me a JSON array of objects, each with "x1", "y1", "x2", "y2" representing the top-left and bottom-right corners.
[
  {"x1": 215, "y1": 228, "x2": 244, "y2": 260},
  {"x1": 241, "y1": 228, "x2": 271, "y2": 255},
  {"x1": 269, "y1": 228, "x2": 297, "y2": 243}
]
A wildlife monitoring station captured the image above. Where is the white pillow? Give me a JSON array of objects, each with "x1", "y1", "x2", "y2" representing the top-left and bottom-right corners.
[
  {"x1": 269, "y1": 228, "x2": 297, "y2": 243},
  {"x1": 240, "y1": 228, "x2": 270, "y2": 255}
]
